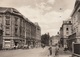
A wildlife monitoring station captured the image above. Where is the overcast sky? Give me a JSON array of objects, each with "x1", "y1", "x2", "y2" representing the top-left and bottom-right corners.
[{"x1": 0, "y1": 0, "x2": 76, "y2": 36}]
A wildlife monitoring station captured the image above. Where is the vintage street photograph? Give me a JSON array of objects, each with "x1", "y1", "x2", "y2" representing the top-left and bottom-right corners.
[{"x1": 0, "y1": 0, "x2": 79, "y2": 57}]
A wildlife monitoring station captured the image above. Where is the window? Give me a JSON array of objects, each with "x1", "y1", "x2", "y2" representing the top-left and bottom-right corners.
[
  {"x1": 0, "y1": 30, "x2": 3, "y2": 35},
  {"x1": 69, "y1": 21, "x2": 71, "y2": 24},
  {"x1": 5, "y1": 15, "x2": 10, "y2": 19},
  {"x1": 0, "y1": 15, "x2": 2, "y2": 23},
  {"x1": 6, "y1": 30, "x2": 10, "y2": 35},
  {"x1": 66, "y1": 32, "x2": 69, "y2": 35},
  {"x1": 76, "y1": 27, "x2": 78, "y2": 32},
  {"x1": 6, "y1": 27, "x2": 10, "y2": 29},
  {"x1": 66, "y1": 28, "x2": 68, "y2": 31},
  {"x1": 0, "y1": 15, "x2": 2, "y2": 17},
  {"x1": 6, "y1": 20, "x2": 10, "y2": 25},
  {"x1": 15, "y1": 17, "x2": 18, "y2": 26},
  {"x1": 15, "y1": 28, "x2": 17, "y2": 33},
  {"x1": 15, "y1": 28, "x2": 18, "y2": 36}
]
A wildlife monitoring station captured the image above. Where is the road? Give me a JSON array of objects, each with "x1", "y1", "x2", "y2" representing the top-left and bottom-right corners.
[
  {"x1": 0, "y1": 47, "x2": 50, "y2": 57},
  {"x1": 0, "y1": 47, "x2": 71, "y2": 57}
]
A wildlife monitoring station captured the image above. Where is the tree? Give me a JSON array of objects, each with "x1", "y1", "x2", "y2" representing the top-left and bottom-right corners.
[{"x1": 41, "y1": 33, "x2": 50, "y2": 46}]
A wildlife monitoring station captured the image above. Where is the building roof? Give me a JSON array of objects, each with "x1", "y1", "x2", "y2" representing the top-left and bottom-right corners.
[
  {"x1": 0, "y1": 7, "x2": 37, "y2": 26},
  {"x1": 0, "y1": 7, "x2": 22, "y2": 16},
  {"x1": 71, "y1": 0, "x2": 80, "y2": 17},
  {"x1": 62, "y1": 20, "x2": 72, "y2": 25},
  {"x1": 75, "y1": 0, "x2": 80, "y2": 7},
  {"x1": 63, "y1": 23, "x2": 72, "y2": 25},
  {"x1": 34, "y1": 22, "x2": 41, "y2": 29}
]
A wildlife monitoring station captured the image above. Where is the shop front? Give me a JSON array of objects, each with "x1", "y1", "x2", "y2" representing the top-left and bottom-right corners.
[{"x1": 3, "y1": 39, "x2": 11, "y2": 49}]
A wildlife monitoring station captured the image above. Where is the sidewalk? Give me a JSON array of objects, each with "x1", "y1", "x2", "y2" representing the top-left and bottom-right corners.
[{"x1": 58, "y1": 47, "x2": 72, "y2": 57}]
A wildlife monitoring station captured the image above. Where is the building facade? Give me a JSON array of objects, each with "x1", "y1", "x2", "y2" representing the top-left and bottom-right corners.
[
  {"x1": 0, "y1": 7, "x2": 41, "y2": 49},
  {"x1": 59, "y1": 19, "x2": 72, "y2": 47},
  {"x1": 35, "y1": 22, "x2": 41, "y2": 47},
  {"x1": 30, "y1": 22, "x2": 36, "y2": 48},
  {"x1": 71, "y1": 0, "x2": 80, "y2": 43}
]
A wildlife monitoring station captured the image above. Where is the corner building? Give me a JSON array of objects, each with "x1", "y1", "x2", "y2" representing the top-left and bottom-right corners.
[{"x1": 0, "y1": 7, "x2": 41, "y2": 49}]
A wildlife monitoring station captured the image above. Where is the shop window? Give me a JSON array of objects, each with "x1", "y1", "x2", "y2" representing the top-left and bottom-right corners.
[{"x1": 4, "y1": 40, "x2": 11, "y2": 48}]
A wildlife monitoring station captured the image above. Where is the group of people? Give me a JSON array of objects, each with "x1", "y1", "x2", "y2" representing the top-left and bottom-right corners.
[{"x1": 48, "y1": 44, "x2": 59, "y2": 57}]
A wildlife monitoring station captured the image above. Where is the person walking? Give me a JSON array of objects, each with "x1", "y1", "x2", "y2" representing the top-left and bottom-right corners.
[
  {"x1": 54, "y1": 44, "x2": 59, "y2": 57},
  {"x1": 48, "y1": 46, "x2": 52, "y2": 57}
]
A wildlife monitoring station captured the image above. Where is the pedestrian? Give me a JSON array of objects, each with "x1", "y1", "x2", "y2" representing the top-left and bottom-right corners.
[
  {"x1": 54, "y1": 44, "x2": 59, "y2": 57},
  {"x1": 64, "y1": 44, "x2": 68, "y2": 51},
  {"x1": 42, "y1": 44, "x2": 45, "y2": 49},
  {"x1": 48, "y1": 46, "x2": 52, "y2": 56}
]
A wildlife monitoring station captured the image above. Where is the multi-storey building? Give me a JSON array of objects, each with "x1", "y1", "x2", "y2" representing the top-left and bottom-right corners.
[
  {"x1": 0, "y1": 8, "x2": 22, "y2": 49},
  {"x1": 30, "y1": 22, "x2": 36, "y2": 47},
  {"x1": 25, "y1": 19, "x2": 31, "y2": 46},
  {"x1": 0, "y1": 7, "x2": 41, "y2": 49},
  {"x1": 71, "y1": 0, "x2": 80, "y2": 43},
  {"x1": 59, "y1": 19, "x2": 72, "y2": 47},
  {"x1": 35, "y1": 22, "x2": 41, "y2": 47}
]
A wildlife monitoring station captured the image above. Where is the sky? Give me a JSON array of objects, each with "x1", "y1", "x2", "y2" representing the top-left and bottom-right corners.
[{"x1": 0, "y1": 0, "x2": 76, "y2": 36}]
